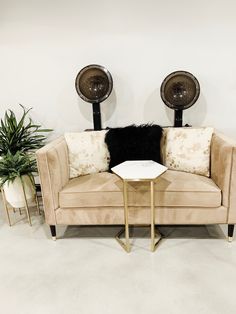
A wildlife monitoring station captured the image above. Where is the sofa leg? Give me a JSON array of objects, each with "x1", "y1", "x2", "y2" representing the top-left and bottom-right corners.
[
  {"x1": 228, "y1": 224, "x2": 234, "y2": 242},
  {"x1": 50, "y1": 225, "x2": 56, "y2": 241}
]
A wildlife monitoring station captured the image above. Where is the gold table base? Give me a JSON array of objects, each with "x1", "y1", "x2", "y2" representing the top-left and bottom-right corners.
[
  {"x1": 116, "y1": 179, "x2": 161, "y2": 252},
  {"x1": 115, "y1": 225, "x2": 163, "y2": 253}
]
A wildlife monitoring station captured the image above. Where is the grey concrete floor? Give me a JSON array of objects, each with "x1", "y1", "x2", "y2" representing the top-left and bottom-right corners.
[{"x1": 0, "y1": 198, "x2": 236, "y2": 314}]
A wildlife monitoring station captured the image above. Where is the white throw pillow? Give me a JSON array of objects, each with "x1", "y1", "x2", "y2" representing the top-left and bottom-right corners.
[
  {"x1": 162, "y1": 127, "x2": 214, "y2": 177},
  {"x1": 64, "y1": 131, "x2": 110, "y2": 178}
]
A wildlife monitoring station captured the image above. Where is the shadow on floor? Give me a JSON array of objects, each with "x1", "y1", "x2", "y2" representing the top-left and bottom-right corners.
[{"x1": 59, "y1": 224, "x2": 226, "y2": 240}]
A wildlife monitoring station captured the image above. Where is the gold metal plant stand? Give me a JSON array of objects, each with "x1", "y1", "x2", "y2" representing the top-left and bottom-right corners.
[
  {"x1": 1, "y1": 178, "x2": 41, "y2": 226},
  {"x1": 115, "y1": 179, "x2": 162, "y2": 253}
]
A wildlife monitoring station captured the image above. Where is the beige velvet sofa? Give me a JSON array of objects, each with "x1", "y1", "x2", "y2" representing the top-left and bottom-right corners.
[{"x1": 36, "y1": 132, "x2": 236, "y2": 241}]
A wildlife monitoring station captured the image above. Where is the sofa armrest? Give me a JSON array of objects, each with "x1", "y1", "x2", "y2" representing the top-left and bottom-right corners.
[
  {"x1": 36, "y1": 136, "x2": 69, "y2": 225},
  {"x1": 211, "y1": 132, "x2": 236, "y2": 223}
]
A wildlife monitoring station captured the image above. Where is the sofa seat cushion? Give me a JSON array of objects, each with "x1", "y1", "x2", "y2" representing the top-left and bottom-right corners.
[{"x1": 59, "y1": 170, "x2": 221, "y2": 208}]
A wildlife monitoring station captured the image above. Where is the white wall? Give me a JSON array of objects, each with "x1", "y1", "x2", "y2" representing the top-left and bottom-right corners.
[{"x1": 1, "y1": 0, "x2": 236, "y2": 138}]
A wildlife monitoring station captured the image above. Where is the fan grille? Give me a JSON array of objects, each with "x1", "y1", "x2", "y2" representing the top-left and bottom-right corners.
[
  {"x1": 75, "y1": 65, "x2": 113, "y2": 103},
  {"x1": 161, "y1": 71, "x2": 200, "y2": 110}
]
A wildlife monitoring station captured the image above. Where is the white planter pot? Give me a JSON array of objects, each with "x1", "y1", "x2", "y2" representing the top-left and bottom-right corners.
[{"x1": 3, "y1": 175, "x2": 36, "y2": 208}]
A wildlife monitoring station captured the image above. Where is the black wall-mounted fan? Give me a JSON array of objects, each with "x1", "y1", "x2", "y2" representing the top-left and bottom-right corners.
[
  {"x1": 75, "y1": 64, "x2": 113, "y2": 130},
  {"x1": 160, "y1": 71, "x2": 200, "y2": 127}
]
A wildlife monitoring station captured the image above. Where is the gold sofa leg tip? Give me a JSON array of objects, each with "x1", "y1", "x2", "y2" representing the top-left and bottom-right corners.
[
  {"x1": 52, "y1": 236, "x2": 57, "y2": 241},
  {"x1": 228, "y1": 236, "x2": 233, "y2": 242}
]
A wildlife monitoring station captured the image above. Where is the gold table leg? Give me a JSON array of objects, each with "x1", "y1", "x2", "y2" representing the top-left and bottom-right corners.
[
  {"x1": 116, "y1": 179, "x2": 162, "y2": 253},
  {"x1": 115, "y1": 180, "x2": 130, "y2": 253},
  {"x1": 20, "y1": 177, "x2": 32, "y2": 226},
  {"x1": 150, "y1": 180, "x2": 162, "y2": 252},
  {"x1": 1, "y1": 188, "x2": 11, "y2": 226}
]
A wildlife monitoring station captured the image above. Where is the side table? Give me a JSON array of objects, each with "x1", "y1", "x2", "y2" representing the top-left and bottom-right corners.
[{"x1": 112, "y1": 160, "x2": 167, "y2": 252}]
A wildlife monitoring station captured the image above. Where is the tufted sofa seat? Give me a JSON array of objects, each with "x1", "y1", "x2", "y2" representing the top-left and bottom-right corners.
[{"x1": 59, "y1": 171, "x2": 221, "y2": 209}]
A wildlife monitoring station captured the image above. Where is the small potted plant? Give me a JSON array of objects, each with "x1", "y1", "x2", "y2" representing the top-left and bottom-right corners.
[
  {"x1": 0, "y1": 151, "x2": 38, "y2": 208},
  {"x1": 0, "y1": 104, "x2": 51, "y2": 217}
]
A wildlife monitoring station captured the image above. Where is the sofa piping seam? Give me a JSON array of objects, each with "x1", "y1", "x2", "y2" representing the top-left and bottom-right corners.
[
  {"x1": 227, "y1": 146, "x2": 234, "y2": 222},
  {"x1": 60, "y1": 190, "x2": 221, "y2": 194},
  {"x1": 45, "y1": 150, "x2": 57, "y2": 224}
]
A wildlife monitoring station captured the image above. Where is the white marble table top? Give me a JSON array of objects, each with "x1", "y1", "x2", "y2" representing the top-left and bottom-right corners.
[{"x1": 111, "y1": 160, "x2": 167, "y2": 180}]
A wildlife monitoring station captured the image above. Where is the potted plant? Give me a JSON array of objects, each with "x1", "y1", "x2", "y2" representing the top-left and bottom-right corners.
[
  {"x1": 0, "y1": 151, "x2": 38, "y2": 208},
  {"x1": 0, "y1": 105, "x2": 52, "y2": 194},
  {"x1": 0, "y1": 104, "x2": 51, "y2": 156}
]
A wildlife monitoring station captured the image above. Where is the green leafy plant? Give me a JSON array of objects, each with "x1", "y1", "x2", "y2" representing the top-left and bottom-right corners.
[
  {"x1": 0, "y1": 151, "x2": 38, "y2": 187},
  {"x1": 0, "y1": 105, "x2": 52, "y2": 156}
]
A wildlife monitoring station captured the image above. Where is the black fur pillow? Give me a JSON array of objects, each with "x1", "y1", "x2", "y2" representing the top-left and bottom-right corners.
[{"x1": 105, "y1": 124, "x2": 163, "y2": 170}]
